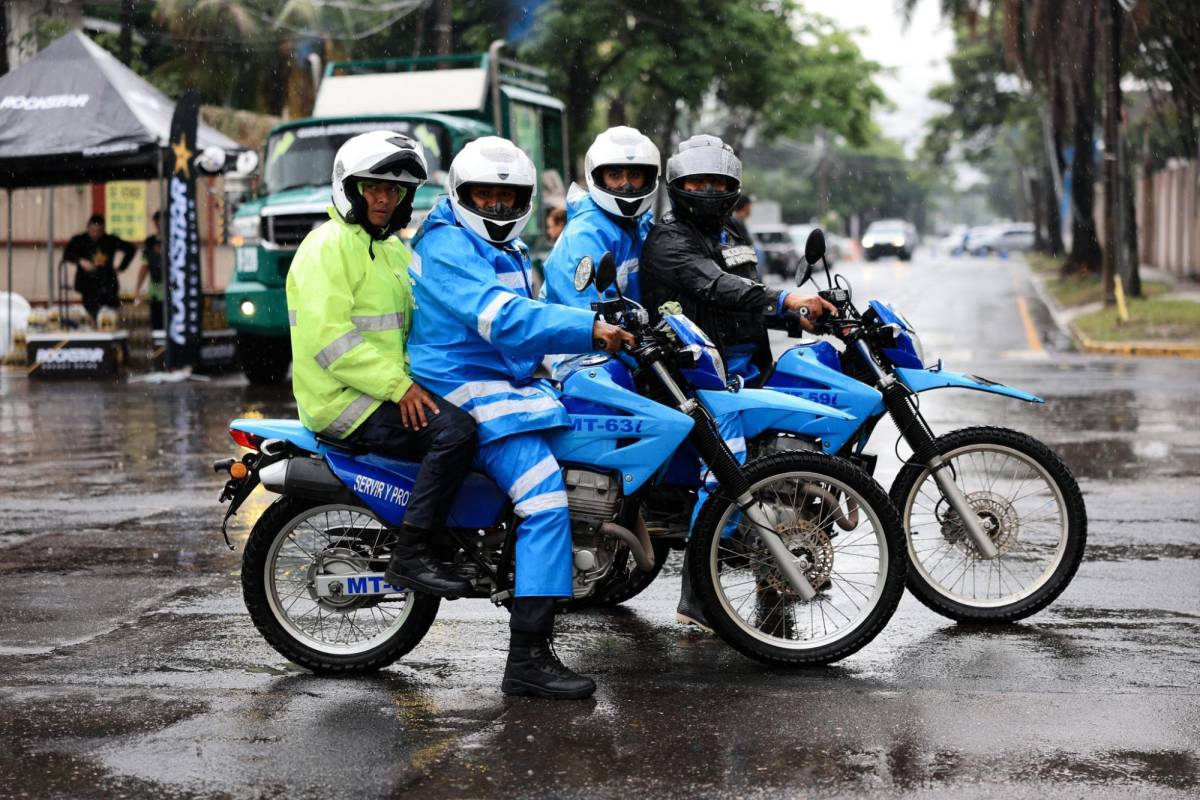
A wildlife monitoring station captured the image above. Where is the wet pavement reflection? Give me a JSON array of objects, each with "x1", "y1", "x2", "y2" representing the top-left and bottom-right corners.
[{"x1": 1, "y1": 254, "x2": 1197, "y2": 798}]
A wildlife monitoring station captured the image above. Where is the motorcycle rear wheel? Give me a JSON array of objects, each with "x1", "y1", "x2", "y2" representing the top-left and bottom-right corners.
[
  {"x1": 242, "y1": 497, "x2": 440, "y2": 674},
  {"x1": 688, "y1": 452, "x2": 905, "y2": 666},
  {"x1": 891, "y1": 426, "x2": 1086, "y2": 623}
]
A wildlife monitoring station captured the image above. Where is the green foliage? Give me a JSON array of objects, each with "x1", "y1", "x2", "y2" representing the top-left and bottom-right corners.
[{"x1": 524, "y1": 0, "x2": 887, "y2": 171}]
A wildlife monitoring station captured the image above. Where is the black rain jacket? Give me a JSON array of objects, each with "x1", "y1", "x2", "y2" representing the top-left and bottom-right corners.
[{"x1": 641, "y1": 211, "x2": 783, "y2": 381}]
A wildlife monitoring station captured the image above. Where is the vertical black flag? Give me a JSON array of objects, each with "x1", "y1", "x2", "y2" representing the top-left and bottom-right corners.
[{"x1": 166, "y1": 89, "x2": 202, "y2": 369}]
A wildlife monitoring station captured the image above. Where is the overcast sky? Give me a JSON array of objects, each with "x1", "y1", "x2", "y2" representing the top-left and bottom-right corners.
[{"x1": 802, "y1": 0, "x2": 956, "y2": 155}]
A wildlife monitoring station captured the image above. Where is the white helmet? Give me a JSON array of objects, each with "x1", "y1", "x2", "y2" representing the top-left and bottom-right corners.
[
  {"x1": 446, "y1": 136, "x2": 536, "y2": 244},
  {"x1": 331, "y1": 130, "x2": 428, "y2": 237},
  {"x1": 584, "y1": 126, "x2": 660, "y2": 219}
]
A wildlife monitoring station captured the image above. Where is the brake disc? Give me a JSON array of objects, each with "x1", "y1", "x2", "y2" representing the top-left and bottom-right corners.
[
  {"x1": 937, "y1": 490, "x2": 1021, "y2": 556},
  {"x1": 753, "y1": 519, "x2": 835, "y2": 598}
]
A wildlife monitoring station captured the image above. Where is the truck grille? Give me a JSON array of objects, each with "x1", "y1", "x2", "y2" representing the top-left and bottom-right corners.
[{"x1": 261, "y1": 213, "x2": 327, "y2": 248}]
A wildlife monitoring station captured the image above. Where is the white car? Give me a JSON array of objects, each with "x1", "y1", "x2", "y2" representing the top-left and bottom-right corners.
[{"x1": 972, "y1": 223, "x2": 1035, "y2": 255}]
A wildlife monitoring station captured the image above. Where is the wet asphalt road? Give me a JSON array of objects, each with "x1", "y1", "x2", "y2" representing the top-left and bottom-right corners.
[{"x1": 1, "y1": 252, "x2": 1198, "y2": 799}]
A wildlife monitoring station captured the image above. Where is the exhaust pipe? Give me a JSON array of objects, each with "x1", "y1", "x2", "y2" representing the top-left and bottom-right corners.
[{"x1": 599, "y1": 521, "x2": 655, "y2": 573}]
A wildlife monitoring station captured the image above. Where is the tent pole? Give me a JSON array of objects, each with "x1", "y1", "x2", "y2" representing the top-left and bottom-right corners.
[
  {"x1": 158, "y1": 148, "x2": 167, "y2": 338},
  {"x1": 46, "y1": 187, "x2": 57, "y2": 319},
  {"x1": 7, "y1": 189, "x2": 13, "y2": 358}
]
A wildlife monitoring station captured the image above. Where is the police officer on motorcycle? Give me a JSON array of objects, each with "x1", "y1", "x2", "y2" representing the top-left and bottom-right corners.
[
  {"x1": 641, "y1": 134, "x2": 835, "y2": 630},
  {"x1": 286, "y1": 131, "x2": 478, "y2": 600},
  {"x1": 407, "y1": 136, "x2": 633, "y2": 699},
  {"x1": 642, "y1": 134, "x2": 833, "y2": 382},
  {"x1": 541, "y1": 125, "x2": 659, "y2": 310}
]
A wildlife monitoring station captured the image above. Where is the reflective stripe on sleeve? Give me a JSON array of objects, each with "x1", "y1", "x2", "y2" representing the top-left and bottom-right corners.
[
  {"x1": 351, "y1": 312, "x2": 405, "y2": 331},
  {"x1": 477, "y1": 292, "x2": 517, "y2": 342},
  {"x1": 322, "y1": 392, "x2": 376, "y2": 438},
  {"x1": 496, "y1": 271, "x2": 526, "y2": 290},
  {"x1": 314, "y1": 329, "x2": 365, "y2": 369},
  {"x1": 514, "y1": 490, "x2": 569, "y2": 518},
  {"x1": 288, "y1": 310, "x2": 297, "y2": 327},
  {"x1": 509, "y1": 455, "x2": 560, "y2": 502}
]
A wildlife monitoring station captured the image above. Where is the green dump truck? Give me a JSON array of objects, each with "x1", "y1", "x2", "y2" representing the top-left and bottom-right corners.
[{"x1": 226, "y1": 43, "x2": 568, "y2": 384}]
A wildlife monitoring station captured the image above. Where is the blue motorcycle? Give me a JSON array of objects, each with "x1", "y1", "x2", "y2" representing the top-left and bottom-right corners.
[
  {"x1": 758, "y1": 230, "x2": 1086, "y2": 624},
  {"x1": 215, "y1": 255, "x2": 905, "y2": 671}
]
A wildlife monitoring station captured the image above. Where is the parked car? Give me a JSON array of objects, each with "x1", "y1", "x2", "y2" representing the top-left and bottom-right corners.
[
  {"x1": 861, "y1": 219, "x2": 917, "y2": 261},
  {"x1": 971, "y1": 223, "x2": 1035, "y2": 255},
  {"x1": 789, "y1": 223, "x2": 844, "y2": 267},
  {"x1": 751, "y1": 223, "x2": 798, "y2": 277},
  {"x1": 963, "y1": 225, "x2": 999, "y2": 255}
]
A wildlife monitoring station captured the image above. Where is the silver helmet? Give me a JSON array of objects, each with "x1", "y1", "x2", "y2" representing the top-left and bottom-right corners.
[
  {"x1": 584, "y1": 126, "x2": 660, "y2": 219},
  {"x1": 331, "y1": 131, "x2": 428, "y2": 237},
  {"x1": 446, "y1": 136, "x2": 536, "y2": 244},
  {"x1": 665, "y1": 134, "x2": 742, "y2": 232}
]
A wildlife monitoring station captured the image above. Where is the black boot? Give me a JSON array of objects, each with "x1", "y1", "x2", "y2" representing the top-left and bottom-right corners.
[
  {"x1": 383, "y1": 525, "x2": 472, "y2": 598},
  {"x1": 502, "y1": 631, "x2": 596, "y2": 700},
  {"x1": 675, "y1": 554, "x2": 713, "y2": 633}
]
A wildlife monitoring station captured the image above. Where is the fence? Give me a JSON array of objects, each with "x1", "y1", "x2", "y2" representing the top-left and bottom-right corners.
[{"x1": 1137, "y1": 159, "x2": 1199, "y2": 280}]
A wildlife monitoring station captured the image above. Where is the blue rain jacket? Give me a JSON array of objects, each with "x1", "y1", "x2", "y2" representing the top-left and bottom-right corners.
[
  {"x1": 408, "y1": 197, "x2": 597, "y2": 446},
  {"x1": 541, "y1": 194, "x2": 652, "y2": 309}
]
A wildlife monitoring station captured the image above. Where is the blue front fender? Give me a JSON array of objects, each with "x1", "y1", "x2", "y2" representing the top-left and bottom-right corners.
[
  {"x1": 696, "y1": 387, "x2": 857, "y2": 453},
  {"x1": 894, "y1": 367, "x2": 1044, "y2": 404}
]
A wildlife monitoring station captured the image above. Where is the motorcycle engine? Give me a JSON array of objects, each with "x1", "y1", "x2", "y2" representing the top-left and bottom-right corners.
[
  {"x1": 752, "y1": 433, "x2": 820, "y2": 460},
  {"x1": 563, "y1": 468, "x2": 621, "y2": 597}
]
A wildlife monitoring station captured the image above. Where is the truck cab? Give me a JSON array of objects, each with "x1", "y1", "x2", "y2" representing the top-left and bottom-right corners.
[{"x1": 226, "y1": 44, "x2": 567, "y2": 384}]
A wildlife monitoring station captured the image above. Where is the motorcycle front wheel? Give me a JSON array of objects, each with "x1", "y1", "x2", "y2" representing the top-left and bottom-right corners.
[
  {"x1": 688, "y1": 452, "x2": 905, "y2": 666},
  {"x1": 891, "y1": 426, "x2": 1087, "y2": 623},
  {"x1": 241, "y1": 497, "x2": 441, "y2": 674}
]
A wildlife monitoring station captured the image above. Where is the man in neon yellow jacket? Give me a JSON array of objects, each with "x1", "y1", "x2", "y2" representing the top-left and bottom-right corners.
[{"x1": 287, "y1": 131, "x2": 476, "y2": 597}]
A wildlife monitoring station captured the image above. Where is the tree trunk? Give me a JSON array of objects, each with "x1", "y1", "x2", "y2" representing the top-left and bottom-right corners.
[
  {"x1": 1124, "y1": 140, "x2": 1141, "y2": 296},
  {"x1": 1064, "y1": 3, "x2": 1102, "y2": 277},
  {"x1": 1031, "y1": 173, "x2": 1047, "y2": 252},
  {"x1": 433, "y1": 0, "x2": 452, "y2": 58},
  {"x1": 1101, "y1": 0, "x2": 1119, "y2": 303},
  {"x1": 119, "y1": 0, "x2": 133, "y2": 64}
]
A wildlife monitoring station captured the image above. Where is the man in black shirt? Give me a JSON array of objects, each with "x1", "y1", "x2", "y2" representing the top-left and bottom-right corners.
[{"x1": 64, "y1": 214, "x2": 137, "y2": 323}]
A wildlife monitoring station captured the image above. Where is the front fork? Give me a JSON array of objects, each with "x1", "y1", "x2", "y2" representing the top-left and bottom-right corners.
[
  {"x1": 852, "y1": 340, "x2": 1000, "y2": 560},
  {"x1": 648, "y1": 359, "x2": 819, "y2": 601}
]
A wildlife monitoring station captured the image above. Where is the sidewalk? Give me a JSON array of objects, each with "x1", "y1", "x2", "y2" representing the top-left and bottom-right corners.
[{"x1": 1027, "y1": 262, "x2": 1200, "y2": 358}]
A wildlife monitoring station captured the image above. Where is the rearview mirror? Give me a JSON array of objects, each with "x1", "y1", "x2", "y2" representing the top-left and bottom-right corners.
[
  {"x1": 594, "y1": 251, "x2": 617, "y2": 293},
  {"x1": 804, "y1": 228, "x2": 826, "y2": 266},
  {"x1": 795, "y1": 260, "x2": 813, "y2": 287},
  {"x1": 573, "y1": 256, "x2": 595, "y2": 292}
]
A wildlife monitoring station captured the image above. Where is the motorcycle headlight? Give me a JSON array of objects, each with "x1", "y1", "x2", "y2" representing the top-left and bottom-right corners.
[
  {"x1": 909, "y1": 330, "x2": 926, "y2": 366},
  {"x1": 706, "y1": 345, "x2": 726, "y2": 385}
]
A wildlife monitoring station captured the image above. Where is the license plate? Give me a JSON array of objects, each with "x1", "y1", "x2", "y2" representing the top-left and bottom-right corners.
[{"x1": 313, "y1": 572, "x2": 407, "y2": 598}]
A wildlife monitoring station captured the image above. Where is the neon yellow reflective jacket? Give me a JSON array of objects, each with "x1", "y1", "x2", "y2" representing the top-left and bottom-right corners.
[{"x1": 286, "y1": 208, "x2": 415, "y2": 438}]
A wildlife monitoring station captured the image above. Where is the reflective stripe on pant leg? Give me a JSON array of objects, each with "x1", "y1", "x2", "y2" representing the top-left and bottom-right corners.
[
  {"x1": 476, "y1": 432, "x2": 573, "y2": 598},
  {"x1": 690, "y1": 411, "x2": 748, "y2": 535}
]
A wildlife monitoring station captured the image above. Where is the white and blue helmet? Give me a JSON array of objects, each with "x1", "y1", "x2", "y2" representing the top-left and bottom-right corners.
[{"x1": 446, "y1": 136, "x2": 537, "y2": 244}]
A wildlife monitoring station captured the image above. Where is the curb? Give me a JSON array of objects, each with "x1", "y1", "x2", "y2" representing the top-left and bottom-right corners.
[
  {"x1": 1068, "y1": 327, "x2": 1200, "y2": 359},
  {"x1": 1025, "y1": 263, "x2": 1200, "y2": 359}
]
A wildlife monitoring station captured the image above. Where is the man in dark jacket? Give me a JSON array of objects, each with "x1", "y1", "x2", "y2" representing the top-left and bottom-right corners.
[
  {"x1": 642, "y1": 135, "x2": 831, "y2": 386},
  {"x1": 64, "y1": 214, "x2": 137, "y2": 323},
  {"x1": 641, "y1": 134, "x2": 834, "y2": 631}
]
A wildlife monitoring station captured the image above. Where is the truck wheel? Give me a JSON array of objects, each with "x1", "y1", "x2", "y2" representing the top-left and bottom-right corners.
[{"x1": 238, "y1": 333, "x2": 291, "y2": 385}]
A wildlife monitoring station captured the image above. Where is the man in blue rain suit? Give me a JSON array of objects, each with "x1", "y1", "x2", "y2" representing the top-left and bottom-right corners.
[
  {"x1": 541, "y1": 126, "x2": 659, "y2": 311},
  {"x1": 408, "y1": 137, "x2": 634, "y2": 700},
  {"x1": 641, "y1": 134, "x2": 835, "y2": 632}
]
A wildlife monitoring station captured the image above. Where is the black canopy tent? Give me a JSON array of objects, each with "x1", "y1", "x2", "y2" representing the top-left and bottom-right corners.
[{"x1": 0, "y1": 30, "x2": 242, "y2": 351}]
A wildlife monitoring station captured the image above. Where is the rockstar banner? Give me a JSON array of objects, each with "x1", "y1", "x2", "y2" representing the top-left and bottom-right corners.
[{"x1": 165, "y1": 89, "x2": 202, "y2": 369}]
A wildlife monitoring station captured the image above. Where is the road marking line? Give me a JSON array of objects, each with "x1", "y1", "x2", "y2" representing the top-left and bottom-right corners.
[{"x1": 1015, "y1": 295, "x2": 1043, "y2": 353}]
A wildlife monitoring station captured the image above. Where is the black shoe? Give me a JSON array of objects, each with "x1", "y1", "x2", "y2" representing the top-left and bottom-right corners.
[
  {"x1": 675, "y1": 556, "x2": 713, "y2": 633},
  {"x1": 384, "y1": 549, "x2": 472, "y2": 598},
  {"x1": 502, "y1": 634, "x2": 596, "y2": 700}
]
